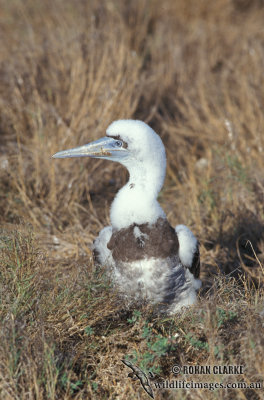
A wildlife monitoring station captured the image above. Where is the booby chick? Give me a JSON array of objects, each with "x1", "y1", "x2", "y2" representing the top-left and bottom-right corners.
[{"x1": 53, "y1": 120, "x2": 201, "y2": 314}]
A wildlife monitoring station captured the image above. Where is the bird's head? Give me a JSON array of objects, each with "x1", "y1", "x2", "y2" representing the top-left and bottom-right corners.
[
  {"x1": 53, "y1": 120, "x2": 167, "y2": 228},
  {"x1": 52, "y1": 120, "x2": 166, "y2": 175}
]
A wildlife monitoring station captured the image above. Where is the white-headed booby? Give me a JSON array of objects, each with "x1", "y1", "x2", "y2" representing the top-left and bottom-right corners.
[{"x1": 53, "y1": 120, "x2": 201, "y2": 314}]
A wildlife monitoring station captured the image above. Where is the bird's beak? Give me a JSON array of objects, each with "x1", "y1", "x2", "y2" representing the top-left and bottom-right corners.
[{"x1": 52, "y1": 137, "x2": 128, "y2": 161}]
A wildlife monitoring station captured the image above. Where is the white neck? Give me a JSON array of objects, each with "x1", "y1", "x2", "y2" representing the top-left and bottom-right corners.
[{"x1": 110, "y1": 159, "x2": 166, "y2": 230}]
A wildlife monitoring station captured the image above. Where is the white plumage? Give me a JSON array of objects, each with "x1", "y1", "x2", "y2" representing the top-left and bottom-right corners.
[
  {"x1": 107, "y1": 120, "x2": 166, "y2": 230},
  {"x1": 53, "y1": 119, "x2": 201, "y2": 314}
]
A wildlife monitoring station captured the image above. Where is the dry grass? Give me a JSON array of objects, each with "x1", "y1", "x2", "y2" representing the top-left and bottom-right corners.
[{"x1": 0, "y1": 0, "x2": 264, "y2": 398}]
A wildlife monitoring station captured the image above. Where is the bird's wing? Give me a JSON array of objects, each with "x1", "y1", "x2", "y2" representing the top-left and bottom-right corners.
[
  {"x1": 188, "y1": 245, "x2": 200, "y2": 279},
  {"x1": 175, "y1": 224, "x2": 201, "y2": 283},
  {"x1": 92, "y1": 226, "x2": 114, "y2": 267}
]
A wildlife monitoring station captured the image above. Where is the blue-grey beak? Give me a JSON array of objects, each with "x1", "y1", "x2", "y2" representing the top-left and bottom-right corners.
[{"x1": 52, "y1": 137, "x2": 128, "y2": 161}]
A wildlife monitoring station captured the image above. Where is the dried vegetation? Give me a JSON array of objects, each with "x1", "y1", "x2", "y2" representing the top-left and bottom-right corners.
[{"x1": 0, "y1": 0, "x2": 264, "y2": 399}]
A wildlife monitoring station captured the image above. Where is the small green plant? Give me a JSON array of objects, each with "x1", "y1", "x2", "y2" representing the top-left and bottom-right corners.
[
  {"x1": 127, "y1": 310, "x2": 142, "y2": 324},
  {"x1": 60, "y1": 371, "x2": 83, "y2": 394},
  {"x1": 91, "y1": 381, "x2": 98, "y2": 392},
  {"x1": 213, "y1": 344, "x2": 224, "y2": 358},
  {"x1": 147, "y1": 335, "x2": 169, "y2": 358},
  {"x1": 216, "y1": 308, "x2": 237, "y2": 328},
  {"x1": 185, "y1": 333, "x2": 209, "y2": 351},
  {"x1": 126, "y1": 322, "x2": 171, "y2": 373},
  {"x1": 70, "y1": 380, "x2": 83, "y2": 393},
  {"x1": 84, "y1": 325, "x2": 94, "y2": 336}
]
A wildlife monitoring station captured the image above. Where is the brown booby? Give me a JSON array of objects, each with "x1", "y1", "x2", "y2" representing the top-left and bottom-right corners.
[{"x1": 53, "y1": 120, "x2": 201, "y2": 314}]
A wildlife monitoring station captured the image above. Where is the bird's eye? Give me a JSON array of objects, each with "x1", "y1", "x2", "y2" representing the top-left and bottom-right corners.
[{"x1": 115, "y1": 140, "x2": 123, "y2": 147}]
